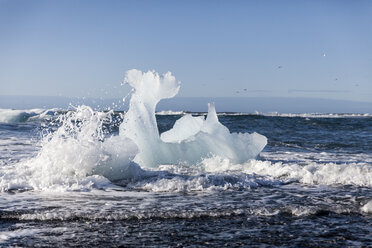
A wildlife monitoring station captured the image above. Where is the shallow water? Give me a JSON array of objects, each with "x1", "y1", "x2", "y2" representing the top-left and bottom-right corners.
[{"x1": 1, "y1": 112, "x2": 372, "y2": 247}]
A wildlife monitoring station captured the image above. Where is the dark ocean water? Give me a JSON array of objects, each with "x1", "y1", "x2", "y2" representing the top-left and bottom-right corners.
[{"x1": 1, "y1": 111, "x2": 372, "y2": 247}]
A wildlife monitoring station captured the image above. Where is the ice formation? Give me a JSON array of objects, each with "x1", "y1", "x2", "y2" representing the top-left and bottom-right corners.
[{"x1": 120, "y1": 69, "x2": 267, "y2": 167}]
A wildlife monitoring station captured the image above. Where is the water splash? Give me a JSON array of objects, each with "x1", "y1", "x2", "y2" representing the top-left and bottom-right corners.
[{"x1": 0, "y1": 69, "x2": 267, "y2": 191}]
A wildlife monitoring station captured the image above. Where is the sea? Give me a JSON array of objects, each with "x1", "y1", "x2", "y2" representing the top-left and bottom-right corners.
[
  {"x1": 0, "y1": 109, "x2": 371, "y2": 247},
  {"x1": 0, "y1": 69, "x2": 371, "y2": 247}
]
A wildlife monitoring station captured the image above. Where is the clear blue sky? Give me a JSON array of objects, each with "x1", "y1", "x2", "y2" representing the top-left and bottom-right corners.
[{"x1": 1, "y1": 0, "x2": 371, "y2": 103}]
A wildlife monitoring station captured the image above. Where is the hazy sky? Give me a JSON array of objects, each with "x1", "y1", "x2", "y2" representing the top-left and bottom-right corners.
[{"x1": 1, "y1": 0, "x2": 371, "y2": 103}]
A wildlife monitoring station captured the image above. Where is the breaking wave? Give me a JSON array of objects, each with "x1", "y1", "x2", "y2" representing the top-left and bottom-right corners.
[
  {"x1": 0, "y1": 70, "x2": 267, "y2": 192},
  {"x1": 0, "y1": 109, "x2": 58, "y2": 123},
  {"x1": 1, "y1": 69, "x2": 371, "y2": 193},
  {"x1": 252, "y1": 112, "x2": 372, "y2": 118}
]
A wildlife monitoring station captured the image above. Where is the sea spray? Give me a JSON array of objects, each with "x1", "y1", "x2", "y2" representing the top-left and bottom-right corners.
[
  {"x1": 28, "y1": 105, "x2": 142, "y2": 187},
  {"x1": 4, "y1": 69, "x2": 372, "y2": 192},
  {"x1": 0, "y1": 108, "x2": 58, "y2": 123},
  {"x1": 0, "y1": 106, "x2": 114, "y2": 191},
  {"x1": 0, "y1": 69, "x2": 267, "y2": 191}
]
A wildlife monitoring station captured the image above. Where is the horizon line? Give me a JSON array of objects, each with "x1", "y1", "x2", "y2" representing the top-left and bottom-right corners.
[{"x1": 1, "y1": 94, "x2": 371, "y2": 104}]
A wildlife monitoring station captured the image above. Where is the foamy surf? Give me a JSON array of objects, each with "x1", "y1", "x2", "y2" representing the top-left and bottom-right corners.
[
  {"x1": 1, "y1": 73, "x2": 372, "y2": 247},
  {"x1": 1, "y1": 70, "x2": 371, "y2": 193},
  {"x1": 0, "y1": 108, "x2": 59, "y2": 123},
  {"x1": 0, "y1": 70, "x2": 267, "y2": 192}
]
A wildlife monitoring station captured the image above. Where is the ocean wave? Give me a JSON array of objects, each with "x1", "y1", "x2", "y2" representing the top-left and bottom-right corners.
[
  {"x1": 0, "y1": 70, "x2": 267, "y2": 192},
  {"x1": 2, "y1": 108, "x2": 369, "y2": 123},
  {"x1": 181, "y1": 112, "x2": 371, "y2": 118},
  {"x1": 2, "y1": 155, "x2": 372, "y2": 193},
  {"x1": 0, "y1": 201, "x2": 362, "y2": 222},
  {"x1": 156, "y1": 110, "x2": 186, "y2": 115},
  {"x1": 203, "y1": 156, "x2": 372, "y2": 187},
  {"x1": 215, "y1": 112, "x2": 371, "y2": 118},
  {"x1": 0, "y1": 108, "x2": 59, "y2": 123},
  {"x1": 361, "y1": 200, "x2": 372, "y2": 214},
  {"x1": 0, "y1": 227, "x2": 69, "y2": 244},
  {"x1": 251, "y1": 112, "x2": 372, "y2": 118}
]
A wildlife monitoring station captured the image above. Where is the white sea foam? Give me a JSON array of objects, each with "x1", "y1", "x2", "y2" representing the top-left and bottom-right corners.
[
  {"x1": 130, "y1": 169, "x2": 284, "y2": 193},
  {"x1": 0, "y1": 229, "x2": 41, "y2": 243},
  {"x1": 0, "y1": 105, "x2": 137, "y2": 191},
  {"x1": 4, "y1": 69, "x2": 369, "y2": 192},
  {"x1": 252, "y1": 111, "x2": 372, "y2": 118},
  {"x1": 202, "y1": 156, "x2": 372, "y2": 187},
  {"x1": 0, "y1": 69, "x2": 267, "y2": 192},
  {"x1": 161, "y1": 111, "x2": 371, "y2": 118},
  {"x1": 123, "y1": 155, "x2": 372, "y2": 193},
  {"x1": 0, "y1": 108, "x2": 58, "y2": 123},
  {"x1": 0, "y1": 227, "x2": 69, "y2": 244},
  {"x1": 7, "y1": 205, "x2": 352, "y2": 222},
  {"x1": 361, "y1": 200, "x2": 372, "y2": 214}
]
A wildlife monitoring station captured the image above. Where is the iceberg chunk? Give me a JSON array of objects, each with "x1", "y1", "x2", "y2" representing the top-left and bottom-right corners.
[{"x1": 120, "y1": 70, "x2": 267, "y2": 167}]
